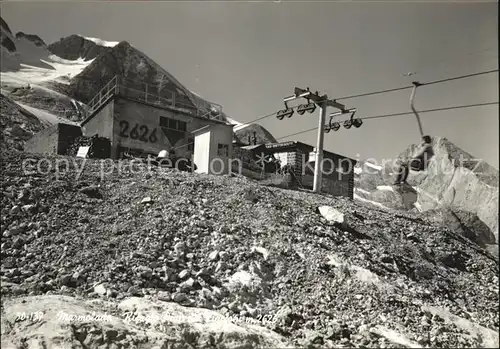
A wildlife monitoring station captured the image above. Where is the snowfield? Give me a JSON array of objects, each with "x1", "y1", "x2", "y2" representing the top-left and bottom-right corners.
[
  {"x1": 2, "y1": 55, "x2": 93, "y2": 87},
  {"x1": 79, "y1": 35, "x2": 119, "y2": 47}
]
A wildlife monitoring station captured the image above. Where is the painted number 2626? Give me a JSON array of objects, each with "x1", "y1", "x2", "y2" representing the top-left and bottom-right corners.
[{"x1": 119, "y1": 120, "x2": 158, "y2": 143}]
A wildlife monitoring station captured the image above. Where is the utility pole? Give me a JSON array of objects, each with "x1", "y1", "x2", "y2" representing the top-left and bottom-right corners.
[{"x1": 279, "y1": 87, "x2": 347, "y2": 194}]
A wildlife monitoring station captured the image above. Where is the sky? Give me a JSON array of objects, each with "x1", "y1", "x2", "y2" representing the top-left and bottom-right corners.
[{"x1": 2, "y1": 0, "x2": 499, "y2": 168}]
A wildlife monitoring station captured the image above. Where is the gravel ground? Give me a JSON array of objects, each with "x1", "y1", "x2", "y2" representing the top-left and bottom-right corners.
[{"x1": 1, "y1": 150, "x2": 498, "y2": 348}]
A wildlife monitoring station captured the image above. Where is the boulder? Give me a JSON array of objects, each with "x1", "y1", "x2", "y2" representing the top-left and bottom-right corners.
[{"x1": 424, "y1": 207, "x2": 497, "y2": 248}]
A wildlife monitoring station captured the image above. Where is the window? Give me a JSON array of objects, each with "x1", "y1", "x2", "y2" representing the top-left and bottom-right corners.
[
  {"x1": 159, "y1": 116, "x2": 187, "y2": 132},
  {"x1": 168, "y1": 118, "x2": 177, "y2": 130},
  {"x1": 217, "y1": 143, "x2": 229, "y2": 157}
]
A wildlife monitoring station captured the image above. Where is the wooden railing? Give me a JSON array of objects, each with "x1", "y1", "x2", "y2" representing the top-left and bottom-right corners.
[{"x1": 86, "y1": 75, "x2": 224, "y2": 121}]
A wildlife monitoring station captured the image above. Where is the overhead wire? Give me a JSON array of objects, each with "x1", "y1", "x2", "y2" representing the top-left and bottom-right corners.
[
  {"x1": 275, "y1": 101, "x2": 499, "y2": 141},
  {"x1": 335, "y1": 68, "x2": 498, "y2": 101},
  {"x1": 227, "y1": 68, "x2": 499, "y2": 131},
  {"x1": 179, "y1": 69, "x2": 499, "y2": 149}
]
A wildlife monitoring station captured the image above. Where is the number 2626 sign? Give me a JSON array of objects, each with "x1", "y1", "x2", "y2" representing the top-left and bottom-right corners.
[{"x1": 119, "y1": 120, "x2": 158, "y2": 143}]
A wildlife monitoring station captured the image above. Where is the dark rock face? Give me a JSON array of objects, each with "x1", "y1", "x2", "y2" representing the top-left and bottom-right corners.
[
  {"x1": 424, "y1": 207, "x2": 497, "y2": 248},
  {"x1": 48, "y1": 34, "x2": 113, "y2": 61},
  {"x1": 0, "y1": 94, "x2": 45, "y2": 151},
  {"x1": 1, "y1": 16, "x2": 13, "y2": 34},
  {"x1": 1, "y1": 35, "x2": 16, "y2": 53},
  {"x1": 63, "y1": 41, "x2": 219, "y2": 123},
  {"x1": 49, "y1": 35, "x2": 232, "y2": 122},
  {"x1": 15, "y1": 32, "x2": 46, "y2": 47},
  {"x1": 1, "y1": 17, "x2": 16, "y2": 53}
]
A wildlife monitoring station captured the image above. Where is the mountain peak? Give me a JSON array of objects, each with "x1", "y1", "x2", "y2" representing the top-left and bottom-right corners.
[
  {"x1": 48, "y1": 34, "x2": 122, "y2": 61},
  {"x1": 0, "y1": 16, "x2": 12, "y2": 34}
]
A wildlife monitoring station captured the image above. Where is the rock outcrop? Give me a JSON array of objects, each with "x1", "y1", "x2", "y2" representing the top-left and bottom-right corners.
[
  {"x1": 1, "y1": 17, "x2": 20, "y2": 71},
  {"x1": 60, "y1": 40, "x2": 232, "y2": 123},
  {"x1": 422, "y1": 207, "x2": 497, "y2": 248},
  {"x1": 48, "y1": 34, "x2": 114, "y2": 61},
  {"x1": 1, "y1": 295, "x2": 292, "y2": 348},
  {"x1": 15, "y1": 32, "x2": 47, "y2": 47}
]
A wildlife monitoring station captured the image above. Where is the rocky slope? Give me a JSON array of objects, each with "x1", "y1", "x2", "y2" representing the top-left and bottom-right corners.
[
  {"x1": 1, "y1": 16, "x2": 20, "y2": 71},
  {"x1": 1, "y1": 150, "x2": 499, "y2": 348},
  {"x1": 355, "y1": 136, "x2": 499, "y2": 243},
  {"x1": 0, "y1": 94, "x2": 45, "y2": 151}
]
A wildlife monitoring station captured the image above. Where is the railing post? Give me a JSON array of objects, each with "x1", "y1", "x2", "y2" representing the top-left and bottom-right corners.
[
  {"x1": 145, "y1": 83, "x2": 148, "y2": 103},
  {"x1": 172, "y1": 91, "x2": 176, "y2": 107}
]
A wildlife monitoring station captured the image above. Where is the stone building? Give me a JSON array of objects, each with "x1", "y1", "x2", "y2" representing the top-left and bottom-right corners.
[
  {"x1": 24, "y1": 123, "x2": 82, "y2": 156},
  {"x1": 239, "y1": 141, "x2": 356, "y2": 199},
  {"x1": 80, "y1": 75, "x2": 234, "y2": 159}
]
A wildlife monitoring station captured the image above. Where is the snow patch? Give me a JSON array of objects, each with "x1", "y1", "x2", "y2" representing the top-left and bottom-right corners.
[
  {"x1": 370, "y1": 326, "x2": 423, "y2": 348},
  {"x1": 2, "y1": 55, "x2": 93, "y2": 86},
  {"x1": 233, "y1": 123, "x2": 251, "y2": 132},
  {"x1": 377, "y1": 185, "x2": 394, "y2": 192},
  {"x1": 355, "y1": 188, "x2": 371, "y2": 195},
  {"x1": 413, "y1": 202, "x2": 423, "y2": 212},
  {"x1": 80, "y1": 35, "x2": 119, "y2": 47},
  {"x1": 354, "y1": 194, "x2": 391, "y2": 210}
]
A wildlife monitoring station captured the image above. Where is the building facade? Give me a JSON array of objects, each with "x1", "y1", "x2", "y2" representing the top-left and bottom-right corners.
[
  {"x1": 238, "y1": 141, "x2": 356, "y2": 199},
  {"x1": 192, "y1": 124, "x2": 234, "y2": 175},
  {"x1": 24, "y1": 123, "x2": 82, "y2": 156}
]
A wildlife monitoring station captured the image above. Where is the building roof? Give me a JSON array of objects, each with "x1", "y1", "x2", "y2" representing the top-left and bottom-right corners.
[
  {"x1": 191, "y1": 123, "x2": 234, "y2": 136},
  {"x1": 238, "y1": 140, "x2": 356, "y2": 162},
  {"x1": 81, "y1": 95, "x2": 233, "y2": 127},
  {"x1": 240, "y1": 144, "x2": 263, "y2": 151}
]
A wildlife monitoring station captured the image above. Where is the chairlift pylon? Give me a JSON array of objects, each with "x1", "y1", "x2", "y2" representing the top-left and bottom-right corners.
[{"x1": 410, "y1": 81, "x2": 424, "y2": 137}]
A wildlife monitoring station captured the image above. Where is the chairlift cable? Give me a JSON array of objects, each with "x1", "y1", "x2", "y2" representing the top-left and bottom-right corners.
[
  {"x1": 275, "y1": 101, "x2": 499, "y2": 141},
  {"x1": 335, "y1": 69, "x2": 498, "y2": 101}
]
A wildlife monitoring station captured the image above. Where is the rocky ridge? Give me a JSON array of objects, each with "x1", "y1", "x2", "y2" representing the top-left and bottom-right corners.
[
  {"x1": 48, "y1": 34, "x2": 114, "y2": 61},
  {"x1": 0, "y1": 94, "x2": 45, "y2": 151},
  {"x1": 15, "y1": 32, "x2": 46, "y2": 47}
]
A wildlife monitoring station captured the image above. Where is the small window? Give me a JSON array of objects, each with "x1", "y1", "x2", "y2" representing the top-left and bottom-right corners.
[
  {"x1": 188, "y1": 138, "x2": 195, "y2": 151},
  {"x1": 159, "y1": 116, "x2": 169, "y2": 128},
  {"x1": 178, "y1": 121, "x2": 187, "y2": 132},
  {"x1": 217, "y1": 143, "x2": 229, "y2": 157}
]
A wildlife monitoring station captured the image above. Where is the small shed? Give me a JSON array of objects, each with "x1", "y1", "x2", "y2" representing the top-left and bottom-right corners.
[{"x1": 192, "y1": 123, "x2": 234, "y2": 175}]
